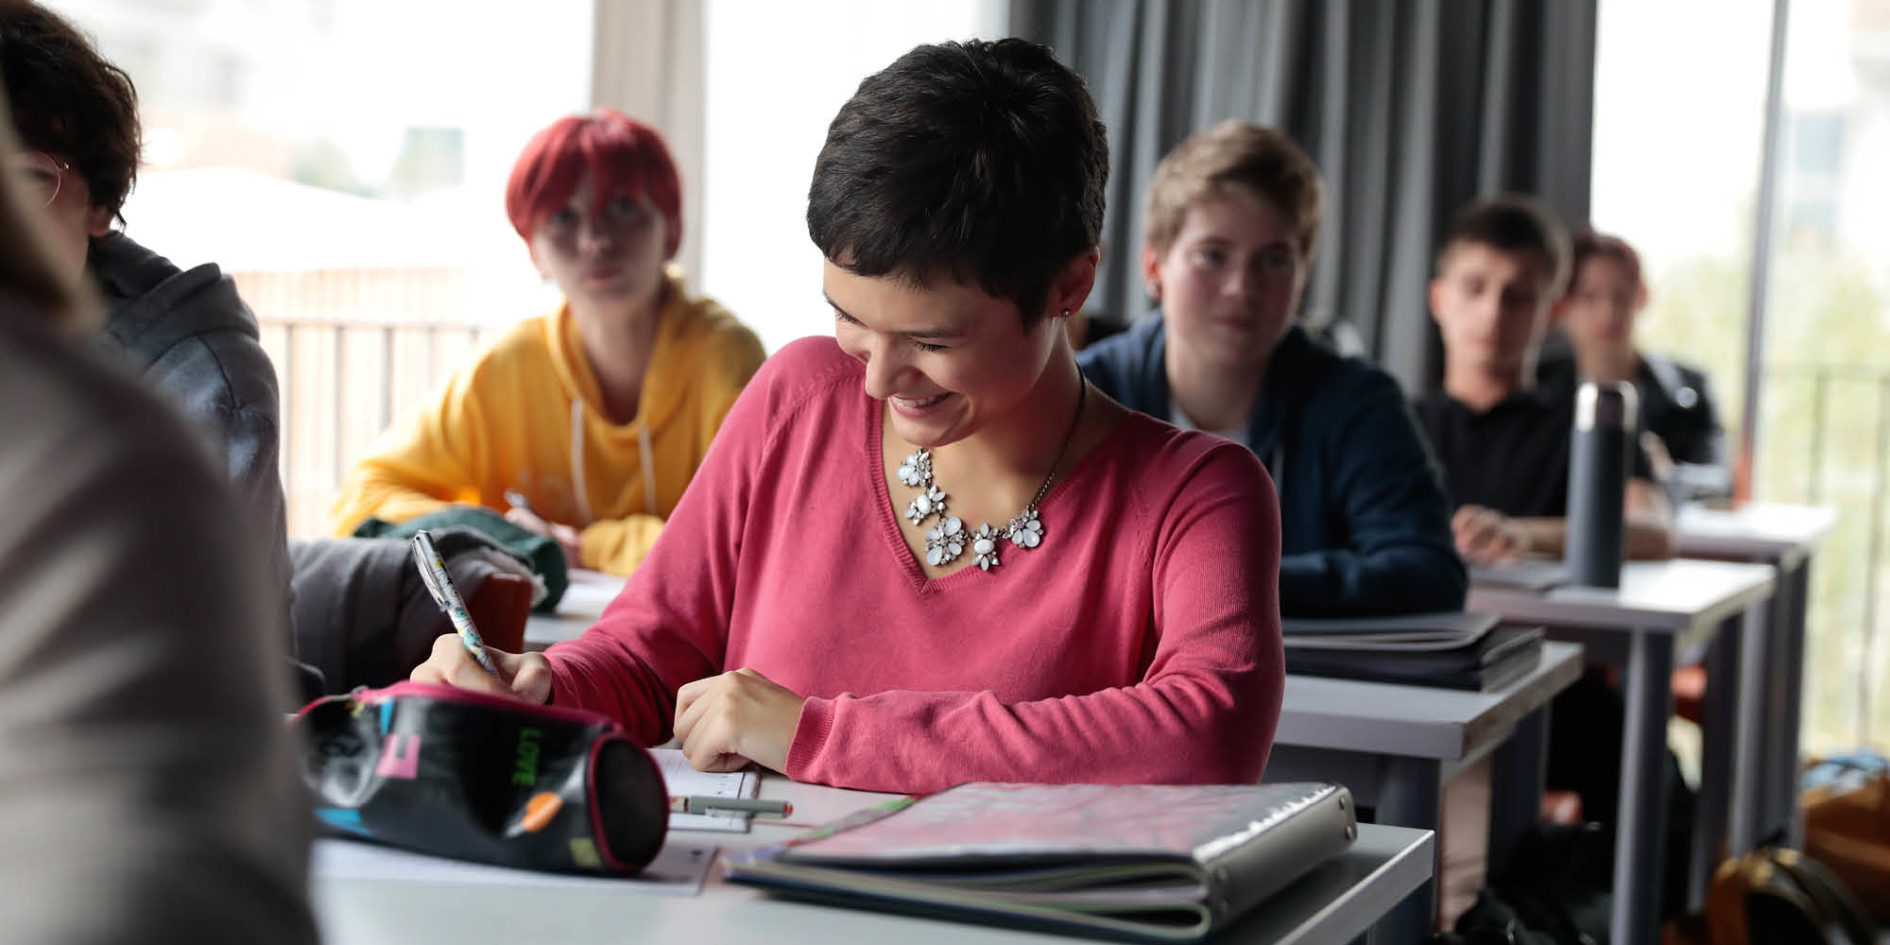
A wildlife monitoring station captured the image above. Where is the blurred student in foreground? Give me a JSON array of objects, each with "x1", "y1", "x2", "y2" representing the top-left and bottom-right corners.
[
  {"x1": 332, "y1": 110, "x2": 766, "y2": 577},
  {"x1": 0, "y1": 91, "x2": 316, "y2": 945},
  {"x1": 1079, "y1": 120, "x2": 1463, "y2": 616},
  {"x1": 1540, "y1": 227, "x2": 1731, "y2": 503}
]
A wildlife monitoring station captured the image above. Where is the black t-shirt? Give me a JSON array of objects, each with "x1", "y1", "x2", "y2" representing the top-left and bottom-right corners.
[
  {"x1": 1412, "y1": 385, "x2": 1654, "y2": 518},
  {"x1": 1537, "y1": 351, "x2": 1726, "y2": 468}
]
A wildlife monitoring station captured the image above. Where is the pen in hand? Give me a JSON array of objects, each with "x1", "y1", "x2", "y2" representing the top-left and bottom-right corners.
[{"x1": 411, "y1": 530, "x2": 501, "y2": 678}]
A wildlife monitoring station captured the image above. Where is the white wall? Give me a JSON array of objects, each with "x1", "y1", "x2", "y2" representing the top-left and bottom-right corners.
[{"x1": 700, "y1": 0, "x2": 1008, "y2": 353}]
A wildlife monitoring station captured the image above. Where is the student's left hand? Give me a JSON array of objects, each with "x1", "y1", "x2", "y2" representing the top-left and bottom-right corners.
[
  {"x1": 673, "y1": 668, "x2": 806, "y2": 775},
  {"x1": 504, "y1": 507, "x2": 584, "y2": 569}
]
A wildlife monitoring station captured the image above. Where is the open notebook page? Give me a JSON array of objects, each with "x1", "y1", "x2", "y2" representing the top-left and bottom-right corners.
[{"x1": 652, "y1": 747, "x2": 759, "y2": 833}]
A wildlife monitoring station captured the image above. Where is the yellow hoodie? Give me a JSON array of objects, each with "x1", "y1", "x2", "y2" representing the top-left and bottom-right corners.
[{"x1": 330, "y1": 272, "x2": 766, "y2": 575}]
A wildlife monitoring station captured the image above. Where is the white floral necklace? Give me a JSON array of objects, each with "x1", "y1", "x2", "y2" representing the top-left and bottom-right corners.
[{"x1": 895, "y1": 379, "x2": 1088, "y2": 572}]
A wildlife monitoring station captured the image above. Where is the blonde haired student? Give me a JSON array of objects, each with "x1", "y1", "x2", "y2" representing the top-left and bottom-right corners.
[{"x1": 1080, "y1": 120, "x2": 1463, "y2": 617}]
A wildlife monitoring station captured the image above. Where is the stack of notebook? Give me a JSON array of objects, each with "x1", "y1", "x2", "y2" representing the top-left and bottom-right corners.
[
  {"x1": 1468, "y1": 559, "x2": 1568, "y2": 591},
  {"x1": 1282, "y1": 612, "x2": 1544, "y2": 692},
  {"x1": 724, "y1": 781, "x2": 1356, "y2": 943}
]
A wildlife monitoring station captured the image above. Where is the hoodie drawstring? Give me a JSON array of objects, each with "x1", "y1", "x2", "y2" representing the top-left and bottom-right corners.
[
  {"x1": 569, "y1": 399, "x2": 593, "y2": 526},
  {"x1": 568, "y1": 398, "x2": 658, "y2": 527}
]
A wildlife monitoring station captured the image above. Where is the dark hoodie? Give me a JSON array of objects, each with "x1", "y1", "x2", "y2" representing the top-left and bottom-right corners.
[
  {"x1": 87, "y1": 232, "x2": 307, "y2": 689},
  {"x1": 1079, "y1": 314, "x2": 1466, "y2": 617}
]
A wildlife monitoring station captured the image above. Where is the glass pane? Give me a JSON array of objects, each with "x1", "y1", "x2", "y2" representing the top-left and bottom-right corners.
[
  {"x1": 1757, "y1": 0, "x2": 1890, "y2": 752},
  {"x1": 1591, "y1": 0, "x2": 1774, "y2": 448},
  {"x1": 43, "y1": 0, "x2": 593, "y2": 537}
]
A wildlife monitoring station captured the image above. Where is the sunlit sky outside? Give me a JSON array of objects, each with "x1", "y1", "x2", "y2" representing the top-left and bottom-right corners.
[
  {"x1": 1591, "y1": 0, "x2": 1774, "y2": 261},
  {"x1": 1594, "y1": 0, "x2": 1882, "y2": 269}
]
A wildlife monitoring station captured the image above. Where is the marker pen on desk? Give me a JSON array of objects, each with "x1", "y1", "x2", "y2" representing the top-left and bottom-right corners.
[{"x1": 670, "y1": 796, "x2": 793, "y2": 818}]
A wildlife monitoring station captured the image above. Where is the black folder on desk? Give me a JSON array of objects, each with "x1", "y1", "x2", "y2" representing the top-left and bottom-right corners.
[
  {"x1": 1282, "y1": 613, "x2": 1543, "y2": 692},
  {"x1": 1469, "y1": 560, "x2": 1568, "y2": 592}
]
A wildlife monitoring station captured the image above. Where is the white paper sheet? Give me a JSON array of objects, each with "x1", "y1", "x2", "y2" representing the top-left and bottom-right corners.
[{"x1": 653, "y1": 747, "x2": 759, "y2": 833}]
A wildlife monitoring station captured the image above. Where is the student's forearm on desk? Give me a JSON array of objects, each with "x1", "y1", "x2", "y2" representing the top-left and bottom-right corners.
[
  {"x1": 1509, "y1": 517, "x2": 1676, "y2": 561},
  {"x1": 330, "y1": 483, "x2": 454, "y2": 535},
  {"x1": 786, "y1": 669, "x2": 1281, "y2": 795},
  {"x1": 1624, "y1": 476, "x2": 1678, "y2": 559}
]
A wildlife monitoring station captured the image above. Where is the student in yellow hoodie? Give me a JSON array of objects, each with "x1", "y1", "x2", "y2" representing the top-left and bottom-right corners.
[{"x1": 331, "y1": 110, "x2": 766, "y2": 576}]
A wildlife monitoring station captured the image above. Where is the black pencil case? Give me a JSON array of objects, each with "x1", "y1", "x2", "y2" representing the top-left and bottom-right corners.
[{"x1": 294, "y1": 681, "x2": 668, "y2": 874}]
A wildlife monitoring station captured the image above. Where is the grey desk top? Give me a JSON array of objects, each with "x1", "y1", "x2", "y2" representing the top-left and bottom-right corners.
[
  {"x1": 1468, "y1": 558, "x2": 1775, "y2": 636},
  {"x1": 1276, "y1": 641, "x2": 1583, "y2": 761},
  {"x1": 1676, "y1": 502, "x2": 1839, "y2": 567},
  {"x1": 525, "y1": 569, "x2": 619, "y2": 648},
  {"x1": 313, "y1": 777, "x2": 1434, "y2": 945}
]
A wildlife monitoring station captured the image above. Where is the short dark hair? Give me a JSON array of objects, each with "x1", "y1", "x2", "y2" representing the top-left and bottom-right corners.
[
  {"x1": 807, "y1": 38, "x2": 1108, "y2": 327},
  {"x1": 1437, "y1": 194, "x2": 1571, "y2": 294},
  {"x1": 0, "y1": 0, "x2": 142, "y2": 221}
]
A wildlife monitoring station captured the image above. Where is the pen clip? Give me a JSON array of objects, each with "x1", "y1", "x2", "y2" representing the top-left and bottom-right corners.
[{"x1": 410, "y1": 531, "x2": 450, "y2": 612}]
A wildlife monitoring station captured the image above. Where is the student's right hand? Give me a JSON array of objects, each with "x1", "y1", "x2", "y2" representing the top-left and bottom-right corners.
[
  {"x1": 1453, "y1": 505, "x2": 1530, "y2": 565},
  {"x1": 410, "y1": 634, "x2": 554, "y2": 704}
]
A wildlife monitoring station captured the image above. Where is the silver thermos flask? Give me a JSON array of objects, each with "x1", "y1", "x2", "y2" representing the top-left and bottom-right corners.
[{"x1": 1565, "y1": 380, "x2": 1638, "y2": 588}]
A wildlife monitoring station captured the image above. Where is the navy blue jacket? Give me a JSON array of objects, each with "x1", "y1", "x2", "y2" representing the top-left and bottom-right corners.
[{"x1": 1079, "y1": 315, "x2": 1466, "y2": 616}]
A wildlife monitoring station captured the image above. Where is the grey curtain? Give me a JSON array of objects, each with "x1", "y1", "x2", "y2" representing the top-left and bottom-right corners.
[{"x1": 1011, "y1": 0, "x2": 1597, "y2": 392}]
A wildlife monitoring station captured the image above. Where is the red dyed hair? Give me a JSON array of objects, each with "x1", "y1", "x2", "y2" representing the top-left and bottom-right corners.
[
  {"x1": 504, "y1": 109, "x2": 683, "y2": 258},
  {"x1": 1567, "y1": 227, "x2": 1644, "y2": 296}
]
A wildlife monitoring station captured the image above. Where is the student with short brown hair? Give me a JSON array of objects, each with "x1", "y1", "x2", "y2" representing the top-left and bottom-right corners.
[
  {"x1": 1413, "y1": 195, "x2": 1676, "y2": 566},
  {"x1": 1081, "y1": 120, "x2": 1463, "y2": 617},
  {"x1": 409, "y1": 41, "x2": 1286, "y2": 793}
]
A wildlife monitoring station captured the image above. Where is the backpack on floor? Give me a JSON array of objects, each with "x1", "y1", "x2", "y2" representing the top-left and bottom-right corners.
[
  {"x1": 1802, "y1": 752, "x2": 1890, "y2": 919},
  {"x1": 1705, "y1": 847, "x2": 1876, "y2": 945}
]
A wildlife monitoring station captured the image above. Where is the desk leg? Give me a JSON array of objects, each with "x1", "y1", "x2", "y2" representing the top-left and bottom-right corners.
[
  {"x1": 1775, "y1": 560, "x2": 1812, "y2": 847},
  {"x1": 1612, "y1": 630, "x2": 1675, "y2": 945},
  {"x1": 1693, "y1": 614, "x2": 1742, "y2": 909},
  {"x1": 1488, "y1": 705, "x2": 1549, "y2": 878},
  {"x1": 1729, "y1": 599, "x2": 1771, "y2": 857},
  {"x1": 1374, "y1": 756, "x2": 1441, "y2": 945}
]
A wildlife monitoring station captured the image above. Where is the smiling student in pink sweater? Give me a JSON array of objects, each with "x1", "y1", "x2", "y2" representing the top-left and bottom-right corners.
[{"x1": 413, "y1": 39, "x2": 1285, "y2": 795}]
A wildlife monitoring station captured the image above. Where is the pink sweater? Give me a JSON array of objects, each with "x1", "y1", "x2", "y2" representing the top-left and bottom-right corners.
[{"x1": 545, "y1": 338, "x2": 1284, "y2": 794}]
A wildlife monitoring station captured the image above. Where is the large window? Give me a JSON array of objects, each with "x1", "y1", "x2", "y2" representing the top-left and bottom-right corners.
[
  {"x1": 1594, "y1": 0, "x2": 1890, "y2": 753},
  {"x1": 48, "y1": 0, "x2": 594, "y2": 536},
  {"x1": 1753, "y1": 0, "x2": 1890, "y2": 751}
]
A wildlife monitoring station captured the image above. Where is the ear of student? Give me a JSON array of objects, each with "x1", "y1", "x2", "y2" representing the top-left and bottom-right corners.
[
  {"x1": 1139, "y1": 243, "x2": 1164, "y2": 303},
  {"x1": 1044, "y1": 248, "x2": 1101, "y2": 324}
]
